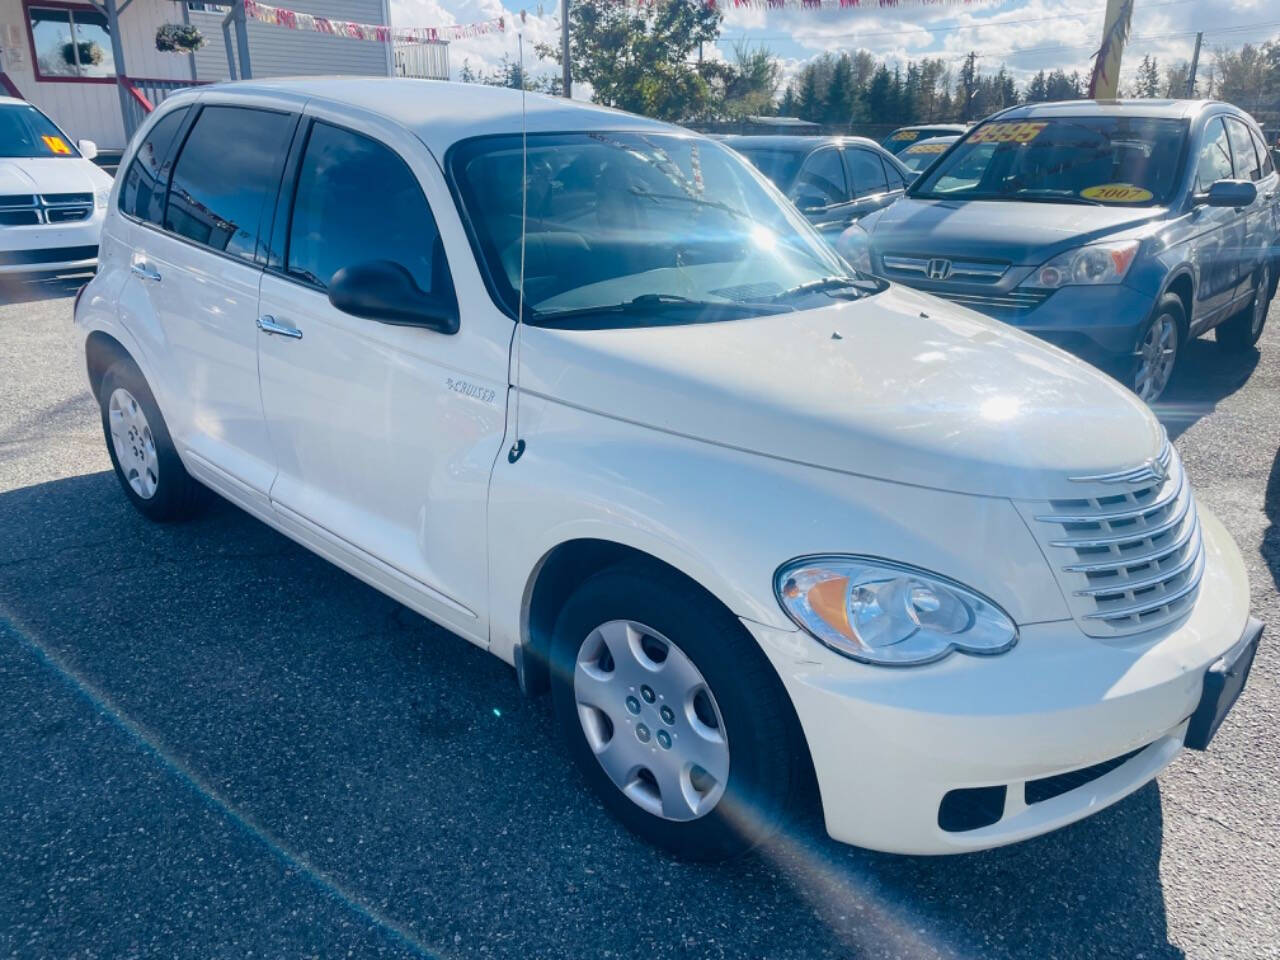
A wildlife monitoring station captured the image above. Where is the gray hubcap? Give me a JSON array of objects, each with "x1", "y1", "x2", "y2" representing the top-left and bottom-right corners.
[
  {"x1": 574, "y1": 619, "x2": 729, "y2": 821},
  {"x1": 1253, "y1": 264, "x2": 1271, "y2": 338},
  {"x1": 108, "y1": 387, "x2": 159, "y2": 499},
  {"x1": 1134, "y1": 313, "x2": 1178, "y2": 403}
]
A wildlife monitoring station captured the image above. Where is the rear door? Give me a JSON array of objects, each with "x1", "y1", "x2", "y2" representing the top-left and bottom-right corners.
[
  {"x1": 844, "y1": 146, "x2": 897, "y2": 221},
  {"x1": 122, "y1": 98, "x2": 299, "y2": 503},
  {"x1": 789, "y1": 147, "x2": 850, "y2": 238}
]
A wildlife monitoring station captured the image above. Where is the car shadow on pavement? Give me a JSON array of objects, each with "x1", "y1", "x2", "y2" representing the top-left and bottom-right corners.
[
  {"x1": 0, "y1": 271, "x2": 92, "y2": 306},
  {"x1": 1261, "y1": 446, "x2": 1280, "y2": 592},
  {"x1": 0, "y1": 471, "x2": 1184, "y2": 960},
  {"x1": 1156, "y1": 337, "x2": 1260, "y2": 442}
]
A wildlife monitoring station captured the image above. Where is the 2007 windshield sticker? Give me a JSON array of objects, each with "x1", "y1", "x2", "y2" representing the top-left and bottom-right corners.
[
  {"x1": 968, "y1": 122, "x2": 1047, "y2": 144},
  {"x1": 1081, "y1": 183, "x2": 1154, "y2": 203},
  {"x1": 906, "y1": 142, "x2": 948, "y2": 155},
  {"x1": 891, "y1": 130, "x2": 919, "y2": 141},
  {"x1": 41, "y1": 135, "x2": 72, "y2": 155}
]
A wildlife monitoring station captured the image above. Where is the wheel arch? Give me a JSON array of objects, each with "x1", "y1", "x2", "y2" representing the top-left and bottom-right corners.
[
  {"x1": 85, "y1": 330, "x2": 136, "y2": 402},
  {"x1": 1162, "y1": 269, "x2": 1194, "y2": 334}
]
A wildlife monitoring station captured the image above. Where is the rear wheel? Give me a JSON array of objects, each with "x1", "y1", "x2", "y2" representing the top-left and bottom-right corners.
[
  {"x1": 549, "y1": 561, "x2": 806, "y2": 860},
  {"x1": 1217, "y1": 261, "x2": 1272, "y2": 352},
  {"x1": 1129, "y1": 295, "x2": 1183, "y2": 404},
  {"x1": 99, "y1": 360, "x2": 207, "y2": 522}
]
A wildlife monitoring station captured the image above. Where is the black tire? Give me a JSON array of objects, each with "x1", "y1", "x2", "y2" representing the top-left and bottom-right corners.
[
  {"x1": 1127, "y1": 293, "x2": 1185, "y2": 404},
  {"x1": 98, "y1": 359, "x2": 207, "y2": 522},
  {"x1": 549, "y1": 560, "x2": 807, "y2": 861},
  {"x1": 1217, "y1": 260, "x2": 1272, "y2": 352}
]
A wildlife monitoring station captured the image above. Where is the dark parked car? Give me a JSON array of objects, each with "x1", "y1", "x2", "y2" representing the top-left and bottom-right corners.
[
  {"x1": 724, "y1": 135, "x2": 911, "y2": 240},
  {"x1": 881, "y1": 123, "x2": 969, "y2": 155},
  {"x1": 897, "y1": 135, "x2": 959, "y2": 180},
  {"x1": 844, "y1": 100, "x2": 1280, "y2": 403}
]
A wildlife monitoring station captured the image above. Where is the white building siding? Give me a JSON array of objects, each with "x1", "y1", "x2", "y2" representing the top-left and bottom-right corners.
[{"x1": 190, "y1": 0, "x2": 391, "y2": 81}]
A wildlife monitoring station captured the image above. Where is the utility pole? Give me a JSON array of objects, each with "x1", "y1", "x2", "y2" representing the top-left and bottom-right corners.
[
  {"x1": 1088, "y1": 0, "x2": 1133, "y2": 99},
  {"x1": 561, "y1": 0, "x2": 571, "y2": 98},
  {"x1": 1186, "y1": 31, "x2": 1203, "y2": 98}
]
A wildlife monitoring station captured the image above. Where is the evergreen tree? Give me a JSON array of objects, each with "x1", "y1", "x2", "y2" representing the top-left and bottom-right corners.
[
  {"x1": 824, "y1": 54, "x2": 857, "y2": 126},
  {"x1": 1025, "y1": 70, "x2": 1049, "y2": 103}
]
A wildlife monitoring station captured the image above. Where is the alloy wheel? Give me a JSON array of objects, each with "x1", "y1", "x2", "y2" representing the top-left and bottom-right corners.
[
  {"x1": 1134, "y1": 313, "x2": 1178, "y2": 403},
  {"x1": 573, "y1": 619, "x2": 729, "y2": 821},
  {"x1": 108, "y1": 387, "x2": 159, "y2": 499}
]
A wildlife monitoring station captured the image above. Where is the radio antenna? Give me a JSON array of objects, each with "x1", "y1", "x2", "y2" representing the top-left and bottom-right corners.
[{"x1": 508, "y1": 15, "x2": 529, "y2": 464}]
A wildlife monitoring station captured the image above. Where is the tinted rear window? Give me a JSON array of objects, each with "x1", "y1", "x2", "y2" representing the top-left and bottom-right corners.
[
  {"x1": 119, "y1": 107, "x2": 188, "y2": 225},
  {"x1": 165, "y1": 106, "x2": 295, "y2": 261}
]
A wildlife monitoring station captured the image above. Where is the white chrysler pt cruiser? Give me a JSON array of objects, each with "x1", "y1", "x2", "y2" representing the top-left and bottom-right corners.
[{"x1": 75, "y1": 79, "x2": 1261, "y2": 860}]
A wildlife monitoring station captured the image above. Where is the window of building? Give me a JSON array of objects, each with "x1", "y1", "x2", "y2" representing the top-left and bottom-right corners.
[{"x1": 27, "y1": 4, "x2": 116, "y2": 81}]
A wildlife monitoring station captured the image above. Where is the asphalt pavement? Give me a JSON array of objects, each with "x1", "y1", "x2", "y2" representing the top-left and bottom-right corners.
[{"x1": 2, "y1": 271, "x2": 1278, "y2": 960}]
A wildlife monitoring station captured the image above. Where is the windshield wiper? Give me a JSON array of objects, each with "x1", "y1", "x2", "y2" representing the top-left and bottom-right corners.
[
  {"x1": 532, "y1": 293, "x2": 789, "y2": 328},
  {"x1": 771, "y1": 276, "x2": 877, "y2": 301}
]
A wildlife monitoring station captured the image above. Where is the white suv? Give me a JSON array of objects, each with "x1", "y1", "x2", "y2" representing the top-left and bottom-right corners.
[
  {"x1": 1, "y1": 97, "x2": 111, "y2": 275},
  {"x1": 75, "y1": 79, "x2": 1261, "y2": 860}
]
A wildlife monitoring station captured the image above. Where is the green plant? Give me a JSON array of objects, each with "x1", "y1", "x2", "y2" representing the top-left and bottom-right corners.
[
  {"x1": 62, "y1": 40, "x2": 104, "y2": 68},
  {"x1": 155, "y1": 23, "x2": 205, "y2": 54}
]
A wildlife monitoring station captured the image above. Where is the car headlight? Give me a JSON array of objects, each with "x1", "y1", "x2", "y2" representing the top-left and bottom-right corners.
[
  {"x1": 774, "y1": 556, "x2": 1017, "y2": 666},
  {"x1": 94, "y1": 187, "x2": 110, "y2": 209},
  {"x1": 1021, "y1": 240, "x2": 1139, "y2": 289}
]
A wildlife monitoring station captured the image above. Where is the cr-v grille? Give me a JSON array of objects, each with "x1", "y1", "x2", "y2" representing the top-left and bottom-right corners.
[{"x1": 1021, "y1": 439, "x2": 1204, "y2": 637}]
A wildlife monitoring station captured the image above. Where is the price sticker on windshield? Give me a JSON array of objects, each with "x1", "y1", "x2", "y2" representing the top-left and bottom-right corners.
[
  {"x1": 1081, "y1": 183, "x2": 1154, "y2": 203},
  {"x1": 906, "y1": 142, "x2": 948, "y2": 155},
  {"x1": 968, "y1": 122, "x2": 1047, "y2": 144},
  {"x1": 891, "y1": 130, "x2": 919, "y2": 141},
  {"x1": 41, "y1": 134, "x2": 72, "y2": 155}
]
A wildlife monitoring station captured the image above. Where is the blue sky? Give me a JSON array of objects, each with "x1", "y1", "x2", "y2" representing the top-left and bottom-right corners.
[{"x1": 389, "y1": 0, "x2": 1277, "y2": 96}]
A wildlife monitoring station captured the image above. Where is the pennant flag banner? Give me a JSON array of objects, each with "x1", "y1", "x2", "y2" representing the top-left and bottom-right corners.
[
  {"x1": 242, "y1": 0, "x2": 505, "y2": 43},
  {"x1": 708, "y1": 0, "x2": 990, "y2": 7}
]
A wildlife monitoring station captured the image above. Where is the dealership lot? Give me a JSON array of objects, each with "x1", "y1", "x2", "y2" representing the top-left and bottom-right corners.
[{"x1": 1, "y1": 278, "x2": 1278, "y2": 959}]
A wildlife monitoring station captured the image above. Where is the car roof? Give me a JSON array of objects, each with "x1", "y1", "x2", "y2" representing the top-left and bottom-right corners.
[
  {"x1": 0, "y1": 96, "x2": 29, "y2": 107},
  {"x1": 721, "y1": 134, "x2": 884, "y2": 152},
  {"x1": 191, "y1": 78, "x2": 680, "y2": 155},
  {"x1": 891, "y1": 123, "x2": 967, "y2": 133},
  {"x1": 993, "y1": 98, "x2": 1233, "y2": 121}
]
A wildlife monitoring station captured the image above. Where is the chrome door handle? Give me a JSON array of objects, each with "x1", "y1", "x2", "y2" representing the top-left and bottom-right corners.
[
  {"x1": 130, "y1": 263, "x2": 161, "y2": 282},
  {"x1": 256, "y1": 315, "x2": 302, "y2": 339}
]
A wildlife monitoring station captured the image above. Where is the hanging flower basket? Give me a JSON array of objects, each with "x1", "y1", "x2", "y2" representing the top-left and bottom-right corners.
[
  {"x1": 155, "y1": 23, "x2": 206, "y2": 54},
  {"x1": 62, "y1": 40, "x2": 104, "y2": 67}
]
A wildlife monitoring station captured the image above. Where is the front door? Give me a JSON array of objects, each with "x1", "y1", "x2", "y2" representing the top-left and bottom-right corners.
[
  {"x1": 129, "y1": 101, "x2": 298, "y2": 498},
  {"x1": 255, "y1": 114, "x2": 507, "y2": 642},
  {"x1": 1189, "y1": 116, "x2": 1244, "y2": 328},
  {"x1": 1226, "y1": 116, "x2": 1277, "y2": 300}
]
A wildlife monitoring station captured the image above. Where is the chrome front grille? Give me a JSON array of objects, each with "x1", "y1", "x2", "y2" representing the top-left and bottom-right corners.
[
  {"x1": 0, "y1": 192, "x2": 92, "y2": 226},
  {"x1": 881, "y1": 254, "x2": 1008, "y2": 284},
  {"x1": 928, "y1": 288, "x2": 1052, "y2": 315},
  {"x1": 1021, "y1": 440, "x2": 1205, "y2": 637}
]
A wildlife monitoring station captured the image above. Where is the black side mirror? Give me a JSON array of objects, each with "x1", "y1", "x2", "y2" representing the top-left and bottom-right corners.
[
  {"x1": 1199, "y1": 179, "x2": 1257, "y2": 208},
  {"x1": 328, "y1": 260, "x2": 459, "y2": 334}
]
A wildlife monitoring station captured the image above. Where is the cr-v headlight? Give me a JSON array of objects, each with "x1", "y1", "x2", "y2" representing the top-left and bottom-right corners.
[
  {"x1": 1020, "y1": 240, "x2": 1139, "y2": 289},
  {"x1": 774, "y1": 556, "x2": 1017, "y2": 666}
]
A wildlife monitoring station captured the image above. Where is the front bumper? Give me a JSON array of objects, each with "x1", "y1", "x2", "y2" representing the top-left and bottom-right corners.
[
  {"x1": 0, "y1": 213, "x2": 103, "y2": 274},
  {"x1": 746, "y1": 506, "x2": 1254, "y2": 855}
]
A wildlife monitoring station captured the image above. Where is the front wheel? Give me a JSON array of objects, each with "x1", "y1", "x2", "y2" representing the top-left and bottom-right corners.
[
  {"x1": 1129, "y1": 295, "x2": 1183, "y2": 404},
  {"x1": 549, "y1": 562, "x2": 807, "y2": 860},
  {"x1": 1217, "y1": 261, "x2": 1272, "y2": 352}
]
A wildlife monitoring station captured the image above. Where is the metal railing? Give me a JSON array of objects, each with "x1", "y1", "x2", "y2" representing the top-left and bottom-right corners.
[{"x1": 120, "y1": 77, "x2": 206, "y2": 139}]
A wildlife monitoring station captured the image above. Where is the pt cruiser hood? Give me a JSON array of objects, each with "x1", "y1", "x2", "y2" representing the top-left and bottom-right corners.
[
  {"x1": 864, "y1": 197, "x2": 1165, "y2": 265},
  {"x1": 520, "y1": 284, "x2": 1163, "y2": 500}
]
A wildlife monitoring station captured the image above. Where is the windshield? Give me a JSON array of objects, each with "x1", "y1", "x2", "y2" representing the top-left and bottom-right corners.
[
  {"x1": 899, "y1": 140, "x2": 954, "y2": 174},
  {"x1": 449, "y1": 132, "x2": 864, "y2": 327},
  {"x1": 912, "y1": 116, "x2": 1188, "y2": 206},
  {"x1": 730, "y1": 146, "x2": 805, "y2": 192},
  {"x1": 0, "y1": 104, "x2": 80, "y2": 159}
]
